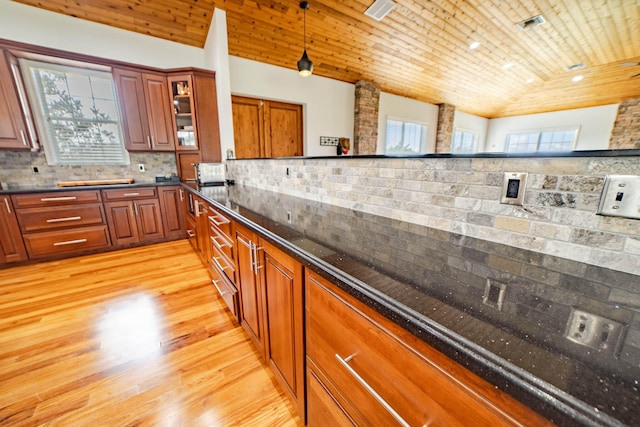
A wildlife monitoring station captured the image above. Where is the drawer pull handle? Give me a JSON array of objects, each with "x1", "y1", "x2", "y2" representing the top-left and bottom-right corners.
[
  {"x1": 19, "y1": 130, "x2": 28, "y2": 146},
  {"x1": 252, "y1": 243, "x2": 263, "y2": 275},
  {"x1": 53, "y1": 238, "x2": 88, "y2": 246},
  {"x1": 212, "y1": 279, "x2": 227, "y2": 296},
  {"x1": 40, "y1": 196, "x2": 77, "y2": 202},
  {"x1": 46, "y1": 216, "x2": 81, "y2": 223},
  {"x1": 186, "y1": 230, "x2": 196, "y2": 238},
  {"x1": 210, "y1": 212, "x2": 230, "y2": 225},
  {"x1": 123, "y1": 192, "x2": 140, "y2": 197},
  {"x1": 212, "y1": 256, "x2": 230, "y2": 271},
  {"x1": 335, "y1": 354, "x2": 411, "y2": 427},
  {"x1": 210, "y1": 235, "x2": 232, "y2": 249},
  {"x1": 4, "y1": 198, "x2": 11, "y2": 214}
]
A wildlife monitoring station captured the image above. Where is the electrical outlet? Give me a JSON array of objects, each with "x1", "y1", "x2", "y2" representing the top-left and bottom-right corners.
[
  {"x1": 500, "y1": 172, "x2": 527, "y2": 206},
  {"x1": 287, "y1": 211, "x2": 292, "y2": 224},
  {"x1": 565, "y1": 309, "x2": 626, "y2": 357},
  {"x1": 31, "y1": 166, "x2": 39, "y2": 174},
  {"x1": 138, "y1": 164, "x2": 145, "y2": 172},
  {"x1": 596, "y1": 175, "x2": 640, "y2": 220}
]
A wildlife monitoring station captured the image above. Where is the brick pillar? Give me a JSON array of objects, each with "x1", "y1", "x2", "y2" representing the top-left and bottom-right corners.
[
  {"x1": 435, "y1": 103, "x2": 455, "y2": 153},
  {"x1": 609, "y1": 97, "x2": 640, "y2": 149},
  {"x1": 353, "y1": 80, "x2": 380, "y2": 155}
]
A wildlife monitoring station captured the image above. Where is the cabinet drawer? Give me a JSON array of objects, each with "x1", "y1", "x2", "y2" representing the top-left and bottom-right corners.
[
  {"x1": 306, "y1": 271, "x2": 537, "y2": 427},
  {"x1": 210, "y1": 241, "x2": 236, "y2": 284},
  {"x1": 210, "y1": 258, "x2": 239, "y2": 322},
  {"x1": 209, "y1": 216, "x2": 234, "y2": 263},
  {"x1": 16, "y1": 203, "x2": 105, "y2": 232},
  {"x1": 208, "y1": 208, "x2": 232, "y2": 238},
  {"x1": 102, "y1": 187, "x2": 157, "y2": 201},
  {"x1": 12, "y1": 190, "x2": 101, "y2": 208},
  {"x1": 22, "y1": 225, "x2": 110, "y2": 258}
]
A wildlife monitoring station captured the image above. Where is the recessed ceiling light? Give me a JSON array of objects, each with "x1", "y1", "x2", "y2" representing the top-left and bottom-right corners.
[
  {"x1": 364, "y1": 0, "x2": 396, "y2": 21},
  {"x1": 516, "y1": 15, "x2": 545, "y2": 30},
  {"x1": 503, "y1": 63, "x2": 513, "y2": 70},
  {"x1": 469, "y1": 41, "x2": 480, "y2": 50},
  {"x1": 572, "y1": 75, "x2": 584, "y2": 82},
  {"x1": 526, "y1": 78, "x2": 535, "y2": 84},
  {"x1": 621, "y1": 61, "x2": 640, "y2": 67}
]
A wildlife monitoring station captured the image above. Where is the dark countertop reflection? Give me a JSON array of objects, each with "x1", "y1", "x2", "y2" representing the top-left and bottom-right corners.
[{"x1": 195, "y1": 184, "x2": 640, "y2": 427}]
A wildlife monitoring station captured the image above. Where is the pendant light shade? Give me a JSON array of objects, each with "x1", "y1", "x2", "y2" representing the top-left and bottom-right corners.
[{"x1": 298, "y1": 1, "x2": 313, "y2": 77}]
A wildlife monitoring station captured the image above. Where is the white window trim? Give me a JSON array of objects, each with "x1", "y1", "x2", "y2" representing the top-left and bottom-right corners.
[
  {"x1": 505, "y1": 126, "x2": 580, "y2": 153},
  {"x1": 384, "y1": 115, "x2": 429, "y2": 155},
  {"x1": 19, "y1": 58, "x2": 130, "y2": 166},
  {"x1": 451, "y1": 127, "x2": 480, "y2": 154}
]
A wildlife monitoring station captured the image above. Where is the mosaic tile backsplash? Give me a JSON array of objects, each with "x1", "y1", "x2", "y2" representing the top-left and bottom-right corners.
[{"x1": 226, "y1": 156, "x2": 640, "y2": 276}]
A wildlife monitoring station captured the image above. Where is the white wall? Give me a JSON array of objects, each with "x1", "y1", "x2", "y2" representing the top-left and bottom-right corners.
[
  {"x1": 377, "y1": 92, "x2": 439, "y2": 154},
  {"x1": 453, "y1": 111, "x2": 489, "y2": 152},
  {"x1": 203, "y1": 9, "x2": 235, "y2": 160},
  {"x1": 229, "y1": 56, "x2": 355, "y2": 157},
  {"x1": 485, "y1": 104, "x2": 619, "y2": 152},
  {"x1": 0, "y1": 2, "x2": 205, "y2": 69}
]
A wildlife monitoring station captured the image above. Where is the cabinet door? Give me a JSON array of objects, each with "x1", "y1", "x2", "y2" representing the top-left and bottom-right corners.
[
  {"x1": 261, "y1": 238, "x2": 305, "y2": 417},
  {"x1": 135, "y1": 198, "x2": 165, "y2": 242},
  {"x1": 0, "y1": 196, "x2": 28, "y2": 264},
  {"x1": 232, "y1": 95, "x2": 264, "y2": 159},
  {"x1": 0, "y1": 50, "x2": 31, "y2": 150},
  {"x1": 158, "y1": 186, "x2": 185, "y2": 240},
  {"x1": 168, "y1": 75, "x2": 198, "y2": 151},
  {"x1": 113, "y1": 68, "x2": 151, "y2": 151},
  {"x1": 235, "y1": 224, "x2": 265, "y2": 356},
  {"x1": 263, "y1": 100, "x2": 303, "y2": 158},
  {"x1": 104, "y1": 201, "x2": 139, "y2": 246},
  {"x1": 142, "y1": 74, "x2": 175, "y2": 151}
]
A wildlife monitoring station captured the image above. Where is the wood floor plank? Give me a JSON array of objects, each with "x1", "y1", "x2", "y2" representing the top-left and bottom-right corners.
[{"x1": 0, "y1": 240, "x2": 302, "y2": 426}]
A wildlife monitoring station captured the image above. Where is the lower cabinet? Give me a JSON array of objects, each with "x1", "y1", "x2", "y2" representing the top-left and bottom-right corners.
[
  {"x1": 0, "y1": 195, "x2": 27, "y2": 264},
  {"x1": 305, "y1": 269, "x2": 551, "y2": 427},
  {"x1": 103, "y1": 187, "x2": 164, "y2": 247},
  {"x1": 158, "y1": 186, "x2": 186, "y2": 240}
]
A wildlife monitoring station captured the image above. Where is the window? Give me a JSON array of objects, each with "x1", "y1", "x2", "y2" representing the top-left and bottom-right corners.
[
  {"x1": 451, "y1": 129, "x2": 479, "y2": 153},
  {"x1": 385, "y1": 117, "x2": 428, "y2": 155},
  {"x1": 505, "y1": 127, "x2": 579, "y2": 154},
  {"x1": 20, "y1": 59, "x2": 129, "y2": 165}
]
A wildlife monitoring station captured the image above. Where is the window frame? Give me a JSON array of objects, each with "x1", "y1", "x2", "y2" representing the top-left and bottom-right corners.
[
  {"x1": 384, "y1": 116, "x2": 429, "y2": 155},
  {"x1": 19, "y1": 57, "x2": 130, "y2": 166},
  {"x1": 451, "y1": 128, "x2": 480, "y2": 154},
  {"x1": 505, "y1": 126, "x2": 580, "y2": 154}
]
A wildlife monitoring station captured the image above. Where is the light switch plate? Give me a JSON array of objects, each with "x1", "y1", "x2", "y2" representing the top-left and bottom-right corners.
[
  {"x1": 500, "y1": 172, "x2": 527, "y2": 205},
  {"x1": 596, "y1": 175, "x2": 640, "y2": 220}
]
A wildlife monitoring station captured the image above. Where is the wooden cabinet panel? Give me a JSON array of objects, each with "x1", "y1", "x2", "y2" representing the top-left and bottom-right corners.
[
  {"x1": 102, "y1": 187, "x2": 156, "y2": 201},
  {"x1": 306, "y1": 270, "x2": 551, "y2": 427},
  {"x1": 158, "y1": 186, "x2": 185, "y2": 240},
  {"x1": 142, "y1": 74, "x2": 175, "y2": 151},
  {"x1": 104, "y1": 201, "x2": 139, "y2": 246},
  {"x1": 113, "y1": 68, "x2": 174, "y2": 152},
  {"x1": 261, "y1": 239, "x2": 305, "y2": 417},
  {"x1": 176, "y1": 152, "x2": 200, "y2": 184},
  {"x1": 135, "y1": 198, "x2": 164, "y2": 241},
  {"x1": 15, "y1": 203, "x2": 105, "y2": 233},
  {"x1": 232, "y1": 96, "x2": 263, "y2": 159},
  {"x1": 22, "y1": 225, "x2": 110, "y2": 258},
  {"x1": 0, "y1": 50, "x2": 32, "y2": 150},
  {"x1": 210, "y1": 253, "x2": 240, "y2": 322},
  {"x1": 234, "y1": 224, "x2": 265, "y2": 356},
  {"x1": 307, "y1": 365, "x2": 355, "y2": 427},
  {"x1": 0, "y1": 195, "x2": 27, "y2": 264},
  {"x1": 12, "y1": 190, "x2": 101, "y2": 208},
  {"x1": 264, "y1": 101, "x2": 303, "y2": 158}
]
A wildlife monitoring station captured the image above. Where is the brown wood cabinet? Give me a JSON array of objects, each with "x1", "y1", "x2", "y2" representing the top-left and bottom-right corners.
[
  {"x1": 168, "y1": 70, "x2": 221, "y2": 181},
  {"x1": 12, "y1": 190, "x2": 110, "y2": 259},
  {"x1": 208, "y1": 205, "x2": 239, "y2": 321},
  {"x1": 0, "y1": 195, "x2": 28, "y2": 264},
  {"x1": 158, "y1": 186, "x2": 186, "y2": 240},
  {"x1": 113, "y1": 68, "x2": 175, "y2": 152},
  {"x1": 234, "y1": 223, "x2": 266, "y2": 355},
  {"x1": 305, "y1": 270, "x2": 551, "y2": 427},
  {"x1": 103, "y1": 187, "x2": 164, "y2": 247},
  {"x1": 0, "y1": 50, "x2": 36, "y2": 150},
  {"x1": 232, "y1": 95, "x2": 303, "y2": 158}
]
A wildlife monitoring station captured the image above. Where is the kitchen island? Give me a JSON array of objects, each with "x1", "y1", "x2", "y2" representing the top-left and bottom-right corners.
[{"x1": 194, "y1": 183, "x2": 639, "y2": 427}]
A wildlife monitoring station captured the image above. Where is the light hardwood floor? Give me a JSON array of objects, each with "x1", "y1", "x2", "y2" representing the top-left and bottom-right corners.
[{"x1": 0, "y1": 240, "x2": 302, "y2": 426}]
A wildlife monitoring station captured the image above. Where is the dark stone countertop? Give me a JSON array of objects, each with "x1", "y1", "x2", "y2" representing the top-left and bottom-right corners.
[
  {"x1": 0, "y1": 181, "x2": 181, "y2": 194},
  {"x1": 191, "y1": 183, "x2": 640, "y2": 427}
]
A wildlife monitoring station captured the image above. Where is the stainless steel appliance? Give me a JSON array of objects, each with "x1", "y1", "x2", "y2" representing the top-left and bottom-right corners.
[{"x1": 195, "y1": 162, "x2": 226, "y2": 187}]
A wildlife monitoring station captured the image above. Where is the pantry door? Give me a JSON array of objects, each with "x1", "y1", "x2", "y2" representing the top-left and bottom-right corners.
[{"x1": 232, "y1": 96, "x2": 303, "y2": 159}]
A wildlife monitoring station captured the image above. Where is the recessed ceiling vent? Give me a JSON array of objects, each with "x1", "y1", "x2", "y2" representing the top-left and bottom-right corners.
[
  {"x1": 364, "y1": 0, "x2": 396, "y2": 21},
  {"x1": 566, "y1": 62, "x2": 586, "y2": 71},
  {"x1": 516, "y1": 15, "x2": 545, "y2": 30}
]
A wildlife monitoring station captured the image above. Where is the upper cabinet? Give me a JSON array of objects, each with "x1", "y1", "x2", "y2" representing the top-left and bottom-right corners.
[
  {"x1": 168, "y1": 70, "x2": 221, "y2": 180},
  {"x1": 113, "y1": 67, "x2": 175, "y2": 152},
  {"x1": 0, "y1": 49, "x2": 38, "y2": 151}
]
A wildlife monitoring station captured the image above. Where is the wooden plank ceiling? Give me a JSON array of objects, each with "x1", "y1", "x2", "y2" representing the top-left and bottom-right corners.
[{"x1": 13, "y1": 0, "x2": 640, "y2": 118}]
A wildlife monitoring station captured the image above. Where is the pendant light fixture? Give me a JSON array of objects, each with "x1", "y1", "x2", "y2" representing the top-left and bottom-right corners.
[{"x1": 297, "y1": 1, "x2": 313, "y2": 77}]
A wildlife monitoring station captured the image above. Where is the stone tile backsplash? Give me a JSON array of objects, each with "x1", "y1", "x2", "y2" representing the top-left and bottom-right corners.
[
  {"x1": 226, "y1": 156, "x2": 640, "y2": 275},
  {"x1": 0, "y1": 151, "x2": 178, "y2": 189}
]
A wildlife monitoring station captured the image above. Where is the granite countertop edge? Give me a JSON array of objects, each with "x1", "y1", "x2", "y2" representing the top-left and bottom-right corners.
[{"x1": 188, "y1": 185, "x2": 624, "y2": 427}]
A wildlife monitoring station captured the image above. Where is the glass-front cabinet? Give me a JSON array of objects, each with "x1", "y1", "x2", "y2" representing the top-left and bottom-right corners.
[{"x1": 168, "y1": 74, "x2": 198, "y2": 150}]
